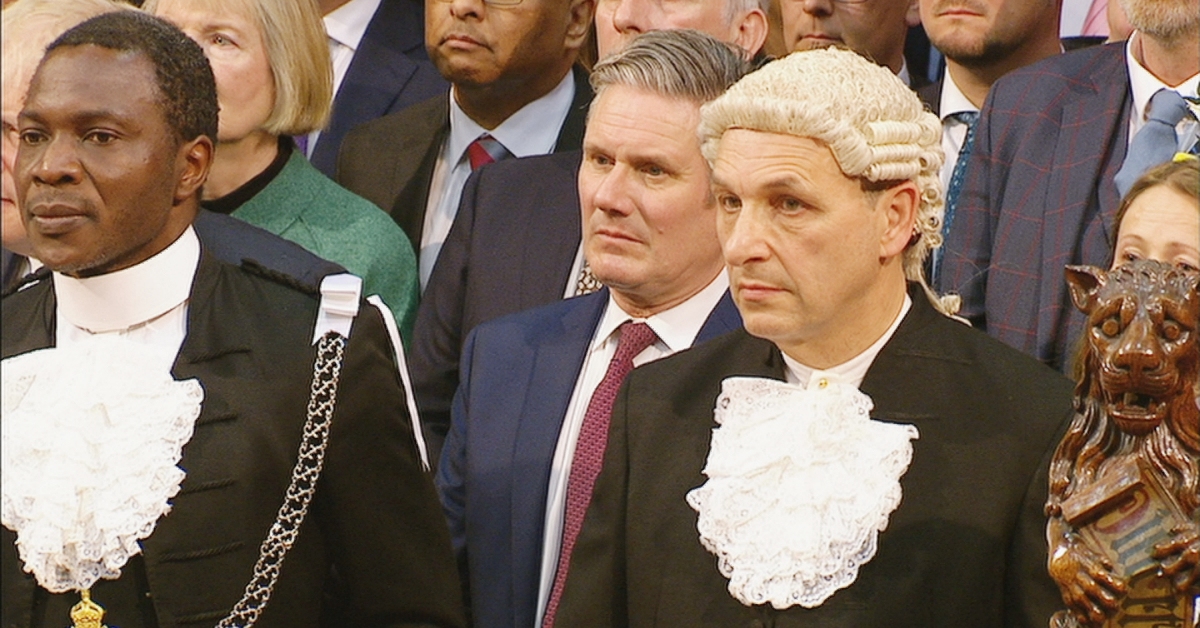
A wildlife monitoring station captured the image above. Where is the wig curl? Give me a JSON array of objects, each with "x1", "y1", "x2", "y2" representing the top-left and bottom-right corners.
[{"x1": 700, "y1": 47, "x2": 956, "y2": 313}]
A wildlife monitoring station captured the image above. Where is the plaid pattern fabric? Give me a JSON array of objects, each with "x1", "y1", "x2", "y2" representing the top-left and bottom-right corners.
[{"x1": 940, "y1": 43, "x2": 1130, "y2": 371}]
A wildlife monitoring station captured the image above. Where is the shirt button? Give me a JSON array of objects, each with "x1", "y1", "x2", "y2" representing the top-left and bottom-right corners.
[{"x1": 817, "y1": 378, "x2": 829, "y2": 389}]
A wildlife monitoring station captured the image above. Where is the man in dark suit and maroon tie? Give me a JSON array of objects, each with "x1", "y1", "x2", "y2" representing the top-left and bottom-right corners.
[
  {"x1": 434, "y1": 31, "x2": 752, "y2": 628},
  {"x1": 411, "y1": 0, "x2": 771, "y2": 462}
]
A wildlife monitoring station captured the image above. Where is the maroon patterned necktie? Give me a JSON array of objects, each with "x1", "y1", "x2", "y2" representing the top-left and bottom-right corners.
[
  {"x1": 541, "y1": 321, "x2": 659, "y2": 627},
  {"x1": 467, "y1": 133, "x2": 509, "y2": 170}
]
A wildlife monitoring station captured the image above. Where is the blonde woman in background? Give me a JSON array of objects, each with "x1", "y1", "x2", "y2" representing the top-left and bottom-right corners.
[{"x1": 148, "y1": 0, "x2": 420, "y2": 337}]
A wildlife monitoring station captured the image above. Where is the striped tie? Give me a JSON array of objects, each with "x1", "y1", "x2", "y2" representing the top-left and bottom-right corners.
[{"x1": 467, "y1": 134, "x2": 509, "y2": 170}]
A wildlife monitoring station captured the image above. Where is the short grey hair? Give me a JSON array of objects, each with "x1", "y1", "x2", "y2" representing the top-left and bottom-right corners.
[{"x1": 590, "y1": 29, "x2": 754, "y2": 105}]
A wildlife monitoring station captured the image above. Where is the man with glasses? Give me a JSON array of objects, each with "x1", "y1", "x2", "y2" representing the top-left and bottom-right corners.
[
  {"x1": 780, "y1": 0, "x2": 925, "y2": 87},
  {"x1": 335, "y1": 0, "x2": 594, "y2": 289}
]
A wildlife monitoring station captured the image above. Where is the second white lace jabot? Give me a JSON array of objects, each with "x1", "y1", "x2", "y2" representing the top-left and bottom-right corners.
[{"x1": 687, "y1": 376, "x2": 918, "y2": 610}]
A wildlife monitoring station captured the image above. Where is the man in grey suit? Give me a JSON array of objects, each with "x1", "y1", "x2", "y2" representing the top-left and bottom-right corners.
[
  {"x1": 556, "y1": 47, "x2": 1073, "y2": 627},
  {"x1": 335, "y1": 0, "x2": 595, "y2": 289}
]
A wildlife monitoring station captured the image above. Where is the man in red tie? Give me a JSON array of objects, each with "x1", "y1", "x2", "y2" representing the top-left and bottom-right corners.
[
  {"x1": 434, "y1": 30, "x2": 751, "y2": 628},
  {"x1": 335, "y1": 0, "x2": 595, "y2": 289}
]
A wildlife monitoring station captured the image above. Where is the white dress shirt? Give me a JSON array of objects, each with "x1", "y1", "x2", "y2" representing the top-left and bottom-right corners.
[
  {"x1": 783, "y1": 294, "x2": 912, "y2": 390},
  {"x1": 55, "y1": 227, "x2": 200, "y2": 359},
  {"x1": 937, "y1": 71, "x2": 981, "y2": 193},
  {"x1": 1125, "y1": 32, "x2": 1199, "y2": 151},
  {"x1": 535, "y1": 272, "x2": 730, "y2": 624},
  {"x1": 300, "y1": 0, "x2": 382, "y2": 157},
  {"x1": 420, "y1": 71, "x2": 576, "y2": 289}
]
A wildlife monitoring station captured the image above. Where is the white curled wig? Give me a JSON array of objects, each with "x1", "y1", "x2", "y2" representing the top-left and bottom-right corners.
[{"x1": 699, "y1": 47, "x2": 959, "y2": 314}]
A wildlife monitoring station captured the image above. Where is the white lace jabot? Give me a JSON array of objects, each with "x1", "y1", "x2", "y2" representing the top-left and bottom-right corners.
[
  {"x1": 687, "y1": 377, "x2": 918, "y2": 610},
  {"x1": 0, "y1": 336, "x2": 203, "y2": 592}
]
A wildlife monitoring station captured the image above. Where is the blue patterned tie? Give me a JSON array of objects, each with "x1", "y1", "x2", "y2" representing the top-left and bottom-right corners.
[
  {"x1": 932, "y1": 111, "x2": 978, "y2": 286},
  {"x1": 1114, "y1": 89, "x2": 1190, "y2": 197}
]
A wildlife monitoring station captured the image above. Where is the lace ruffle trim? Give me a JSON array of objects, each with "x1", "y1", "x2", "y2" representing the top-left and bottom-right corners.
[
  {"x1": 1, "y1": 337, "x2": 202, "y2": 592},
  {"x1": 687, "y1": 376, "x2": 918, "y2": 610}
]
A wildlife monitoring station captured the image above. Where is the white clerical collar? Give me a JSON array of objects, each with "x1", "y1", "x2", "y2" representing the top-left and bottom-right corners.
[
  {"x1": 592, "y1": 271, "x2": 729, "y2": 355},
  {"x1": 55, "y1": 227, "x2": 200, "y2": 333},
  {"x1": 323, "y1": 0, "x2": 381, "y2": 52},
  {"x1": 939, "y1": 68, "x2": 979, "y2": 122},
  {"x1": 446, "y1": 69, "x2": 575, "y2": 163},
  {"x1": 1126, "y1": 32, "x2": 1200, "y2": 126},
  {"x1": 784, "y1": 294, "x2": 912, "y2": 390}
]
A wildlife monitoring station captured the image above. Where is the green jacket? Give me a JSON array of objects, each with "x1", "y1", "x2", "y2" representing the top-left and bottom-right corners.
[{"x1": 232, "y1": 151, "x2": 419, "y2": 339}]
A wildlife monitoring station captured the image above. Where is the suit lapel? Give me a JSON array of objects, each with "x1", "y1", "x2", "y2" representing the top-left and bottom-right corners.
[
  {"x1": 859, "y1": 293, "x2": 943, "y2": 424},
  {"x1": 518, "y1": 152, "x2": 583, "y2": 309},
  {"x1": 388, "y1": 98, "x2": 450, "y2": 246},
  {"x1": 553, "y1": 65, "x2": 593, "y2": 154},
  {"x1": 310, "y1": 0, "x2": 437, "y2": 174},
  {"x1": 171, "y1": 254, "x2": 256, "y2": 376},
  {"x1": 0, "y1": 279, "x2": 55, "y2": 358},
  {"x1": 1047, "y1": 46, "x2": 1130, "y2": 250},
  {"x1": 507, "y1": 292, "x2": 606, "y2": 624},
  {"x1": 917, "y1": 79, "x2": 943, "y2": 117},
  {"x1": 695, "y1": 291, "x2": 742, "y2": 343}
]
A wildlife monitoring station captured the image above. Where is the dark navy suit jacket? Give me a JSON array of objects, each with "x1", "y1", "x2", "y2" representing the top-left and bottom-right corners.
[
  {"x1": 435, "y1": 288, "x2": 741, "y2": 628},
  {"x1": 411, "y1": 151, "x2": 582, "y2": 462},
  {"x1": 309, "y1": 0, "x2": 448, "y2": 178},
  {"x1": 940, "y1": 43, "x2": 1130, "y2": 371}
]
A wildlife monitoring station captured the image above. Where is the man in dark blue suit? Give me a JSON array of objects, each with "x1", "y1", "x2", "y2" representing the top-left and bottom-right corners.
[
  {"x1": 411, "y1": 0, "x2": 771, "y2": 462},
  {"x1": 305, "y1": 0, "x2": 447, "y2": 177},
  {"x1": 940, "y1": 0, "x2": 1199, "y2": 371},
  {"x1": 434, "y1": 31, "x2": 752, "y2": 628}
]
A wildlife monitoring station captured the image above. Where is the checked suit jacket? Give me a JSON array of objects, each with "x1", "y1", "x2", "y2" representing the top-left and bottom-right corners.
[
  {"x1": 435, "y1": 288, "x2": 742, "y2": 628},
  {"x1": 1, "y1": 252, "x2": 464, "y2": 628},
  {"x1": 939, "y1": 43, "x2": 1131, "y2": 371},
  {"x1": 335, "y1": 65, "x2": 592, "y2": 253}
]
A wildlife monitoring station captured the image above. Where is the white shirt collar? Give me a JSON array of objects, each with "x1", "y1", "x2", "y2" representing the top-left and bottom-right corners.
[
  {"x1": 939, "y1": 68, "x2": 979, "y2": 121},
  {"x1": 323, "y1": 0, "x2": 381, "y2": 51},
  {"x1": 55, "y1": 227, "x2": 200, "y2": 334},
  {"x1": 1126, "y1": 32, "x2": 1200, "y2": 126},
  {"x1": 446, "y1": 70, "x2": 576, "y2": 164},
  {"x1": 783, "y1": 294, "x2": 912, "y2": 390},
  {"x1": 592, "y1": 271, "x2": 730, "y2": 355}
]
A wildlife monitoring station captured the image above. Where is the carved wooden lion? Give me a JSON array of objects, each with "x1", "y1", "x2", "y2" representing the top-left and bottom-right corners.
[{"x1": 1047, "y1": 260, "x2": 1199, "y2": 628}]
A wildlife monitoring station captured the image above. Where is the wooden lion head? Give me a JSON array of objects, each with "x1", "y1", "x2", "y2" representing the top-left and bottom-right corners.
[{"x1": 1054, "y1": 260, "x2": 1200, "y2": 513}]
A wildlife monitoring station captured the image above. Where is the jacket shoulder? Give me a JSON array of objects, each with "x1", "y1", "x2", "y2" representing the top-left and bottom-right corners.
[
  {"x1": 988, "y1": 43, "x2": 1125, "y2": 106},
  {"x1": 343, "y1": 94, "x2": 446, "y2": 148}
]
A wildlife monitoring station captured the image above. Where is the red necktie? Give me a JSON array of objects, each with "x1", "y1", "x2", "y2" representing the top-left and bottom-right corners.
[
  {"x1": 541, "y1": 321, "x2": 659, "y2": 627},
  {"x1": 467, "y1": 133, "x2": 509, "y2": 170}
]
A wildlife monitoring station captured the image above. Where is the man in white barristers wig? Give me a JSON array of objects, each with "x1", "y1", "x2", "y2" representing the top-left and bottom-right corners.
[{"x1": 555, "y1": 47, "x2": 1076, "y2": 627}]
